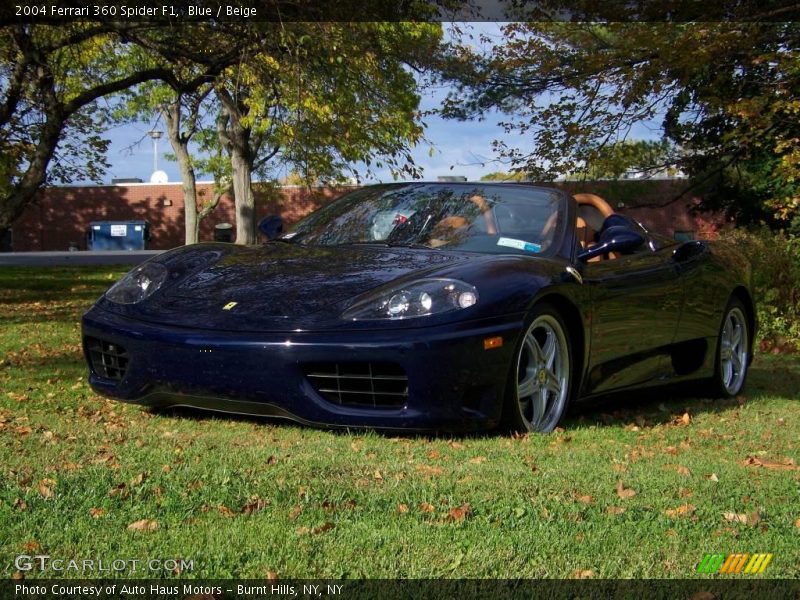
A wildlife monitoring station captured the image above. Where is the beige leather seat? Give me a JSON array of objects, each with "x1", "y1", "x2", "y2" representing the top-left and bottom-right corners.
[{"x1": 574, "y1": 193, "x2": 616, "y2": 260}]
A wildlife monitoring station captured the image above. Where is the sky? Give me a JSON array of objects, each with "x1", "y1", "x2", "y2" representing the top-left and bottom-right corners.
[
  {"x1": 99, "y1": 82, "x2": 526, "y2": 185},
  {"x1": 96, "y1": 23, "x2": 660, "y2": 186}
]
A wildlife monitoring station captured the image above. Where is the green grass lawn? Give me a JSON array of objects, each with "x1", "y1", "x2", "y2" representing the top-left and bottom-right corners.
[{"x1": 1, "y1": 266, "x2": 798, "y2": 579}]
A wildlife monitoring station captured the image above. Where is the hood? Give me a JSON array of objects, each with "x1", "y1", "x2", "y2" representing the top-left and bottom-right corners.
[{"x1": 126, "y1": 242, "x2": 471, "y2": 331}]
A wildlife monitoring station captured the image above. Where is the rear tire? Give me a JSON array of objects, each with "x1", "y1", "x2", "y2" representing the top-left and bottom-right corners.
[
  {"x1": 707, "y1": 297, "x2": 751, "y2": 397},
  {"x1": 501, "y1": 304, "x2": 574, "y2": 433}
]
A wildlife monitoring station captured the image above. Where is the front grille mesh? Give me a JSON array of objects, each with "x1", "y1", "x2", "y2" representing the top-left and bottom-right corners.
[
  {"x1": 304, "y1": 362, "x2": 408, "y2": 409},
  {"x1": 85, "y1": 337, "x2": 129, "y2": 381}
]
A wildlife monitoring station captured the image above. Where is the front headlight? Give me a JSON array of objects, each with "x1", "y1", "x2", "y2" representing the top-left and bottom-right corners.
[
  {"x1": 105, "y1": 262, "x2": 168, "y2": 304},
  {"x1": 342, "y1": 278, "x2": 478, "y2": 321}
]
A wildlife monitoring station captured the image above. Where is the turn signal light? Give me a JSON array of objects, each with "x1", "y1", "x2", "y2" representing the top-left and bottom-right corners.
[{"x1": 483, "y1": 336, "x2": 503, "y2": 350}]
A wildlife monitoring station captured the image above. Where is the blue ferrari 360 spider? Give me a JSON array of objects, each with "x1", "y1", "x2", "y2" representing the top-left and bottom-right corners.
[{"x1": 82, "y1": 183, "x2": 755, "y2": 432}]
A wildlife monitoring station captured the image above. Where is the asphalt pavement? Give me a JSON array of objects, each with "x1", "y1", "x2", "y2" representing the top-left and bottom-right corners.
[{"x1": 0, "y1": 250, "x2": 163, "y2": 267}]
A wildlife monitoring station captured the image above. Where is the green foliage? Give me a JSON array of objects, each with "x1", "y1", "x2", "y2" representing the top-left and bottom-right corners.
[
  {"x1": 440, "y1": 22, "x2": 800, "y2": 228},
  {"x1": 479, "y1": 171, "x2": 532, "y2": 182},
  {"x1": 565, "y1": 139, "x2": 679, "y2": 180},
  {"x1": 720, "y1": 227, "x2": 800, "y2": 351}
]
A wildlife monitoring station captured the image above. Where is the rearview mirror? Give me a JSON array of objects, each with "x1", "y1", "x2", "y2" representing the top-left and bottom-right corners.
[
  {"x1": 258, "y1": 215, "x2": 284, "y2": 240},
  {"x1": 578, "y1": 225, "x2": 645, "y2": 262}
]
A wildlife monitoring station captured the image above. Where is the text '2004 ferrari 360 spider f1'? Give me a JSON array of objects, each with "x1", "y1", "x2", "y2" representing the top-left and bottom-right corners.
[{"x1": 82, "y1": 183, "x2": 756, "y2": 433}]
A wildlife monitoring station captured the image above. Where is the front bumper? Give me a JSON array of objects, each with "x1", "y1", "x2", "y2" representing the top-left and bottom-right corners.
[{"x1": 81, "y1": 305, "x2": 524, "y2": 431}]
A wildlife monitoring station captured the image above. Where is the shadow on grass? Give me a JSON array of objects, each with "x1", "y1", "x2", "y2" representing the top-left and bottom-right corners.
[
  {"x1": 146, "y1": 355, "x2": 799, "y2": 439},
  {"x1": 566, "y1": 355, "x2": 799, "y2": 430}
]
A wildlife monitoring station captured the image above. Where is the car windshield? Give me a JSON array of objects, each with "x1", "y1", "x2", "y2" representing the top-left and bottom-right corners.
[{"x1": 285, "y1": 183, "x2": 566, "y2": 256}]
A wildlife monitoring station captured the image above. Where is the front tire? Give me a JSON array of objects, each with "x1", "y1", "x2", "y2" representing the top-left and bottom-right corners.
[
  {"x1": 502, "y1": 305, "x2": 573, "y2": 433},
  {"x1": 708, "y1": 298, "x2": 751, "y2": 397}
]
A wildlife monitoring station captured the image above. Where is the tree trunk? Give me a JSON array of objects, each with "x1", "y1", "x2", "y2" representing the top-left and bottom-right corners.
[
  {"x1": 163, "y1": 107, "x2": 199, "y2": 245},
  {"x1": 230, "y1": 150, "x2": 256, "y2": 244},
  {"x1": 0, "y1": 111, "x2": 64, "y2": 230},
  {"x1": 216, "y1": 87, "x2": 257, "y2": 245}
]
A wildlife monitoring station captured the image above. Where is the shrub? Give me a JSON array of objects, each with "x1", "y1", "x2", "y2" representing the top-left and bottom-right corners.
[{"x1": 719, "y1": 227, "x2": 800, "y2": 353}]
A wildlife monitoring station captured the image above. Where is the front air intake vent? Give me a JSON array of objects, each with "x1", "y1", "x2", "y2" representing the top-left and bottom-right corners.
[
  {"x1": 85, "y1": 337, "x2": 129, "y2": 381},
  {"x1": 303, "y1": 362, "x2": 408, "y2": 409}
]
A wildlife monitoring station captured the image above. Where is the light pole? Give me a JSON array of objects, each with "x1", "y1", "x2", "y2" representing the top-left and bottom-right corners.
[{"x1": 147, "y1": 129, "x2": 163, "y2": 174}]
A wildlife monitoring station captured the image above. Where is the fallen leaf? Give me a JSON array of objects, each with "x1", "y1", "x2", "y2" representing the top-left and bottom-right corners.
[
  {"x1": 288, "y1": 505, "x2": 302, "y2": 521},
  {"x1": 343, "y1": 499, "x2": 357, "y2": 510},
  {"x1": 665, "y1": 446, "x2": 678, "y2": 455},
  {"x1": 741, "y1": 456, "x2": 796, "y2": 471},
  {"x1": 373, "y1": 469, "x2": 384, "y2": 482},
  {"x1": 448, "y1": 441, "x2": 464, "y2": 450},
  {"x1": 127, "y1": 519, "x2": 158, "y2": 531},
  {"x1": 706, "y1": 473, "x2": 719, "y2": 482},
  {"x1": 350, "y1": 442, "x2": 361, "y2": 453},
  {"x1": 161, "y1": 464, "x2": 171, "y2": 474},
  {"x1": 676, "y1": 465, "x2": 692, "y2": 476},
  {"x1": 679, "y1": 488, "x2": 694, "y2": 498},
  {"x1": 171, "y1": 557, "x2": 186, "y2": 575},
  {"x1": 574, "y1": 493, "x2": 594, "y2": 504},
  {"x1": 616, "y1": 481, "x2": 636, "y2": 500},
  {"x1": 22, "y1": 541, "x2": 40, "y2": 553},
  {"x1": 723, "y1": 511, "x2": 748, "y2": 524},
  {"x1": 129, "y1": 472, "x2": 146, "y2": 486},
  {"x1": 398, "y1": 503, "x2": 409, "y2": 514},
  {"x1": 427, "y1": 450, "x2": 440, "y2": 459},
  {"x1": 419, "y1": 502, "x2": 435, "y2": 513},
  {"x1": 108, "y1": 483, "x2": 129, "y2": 499},
  {"x1": 311, "y1": 522, "x2": 334, "y2": 535},
  {"x1": 678, "y1": 412, "x2": 691, "y2": 426},
  {"x1": 665, "y1": 504, "x2": 696, "y2": 518},
  {"x1": 89, "y1": 507, "x2": 106, "y2": 518},
  {"x1": 266, "y1": 570, "x2": 278, "y2": 581},
  {"x1": 241, "y1": 498, "x2": 268, "y2": 515},
  {"x1": 468, "y1": 456, "x2": 487, "y2": 464},
  {"x1": 266, "y1": 455, "x2": 278, "y2": 465},
  {"x1": 794, "y1": 518, "x2": 800, "y2": 529},
  {"x1": 447, "y1": 503, "x2": 472, "y2": 522},
  {"x1": 572, "y1": 569, "x2": 595, "y2": 579},
  {"x1": 607, "y1": 506, "x2": 626, "y2": 515},
  {"x1": 13, "y1": 499, "x2": 27, "y2": 511},
  {"x1": 37, "y1": 479, "x2": 56, "y2": 499},
  {"x1": 689, "y1": 592, "x2": 717, "y2": 600},
  {"x1": 416, "y1": 464, "x2": 444, "y2": 476}
]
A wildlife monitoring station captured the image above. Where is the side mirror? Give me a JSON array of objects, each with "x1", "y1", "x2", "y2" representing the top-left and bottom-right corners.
[
  {"x1": 672, "y1": 240, "x2": 707, "y2": 263},
  {"x1": 578, "y1": 225, "x2": 645, "y2": 262},
  {"x1": 258, "y1": 215, "x2": 284, "y2": 240}
]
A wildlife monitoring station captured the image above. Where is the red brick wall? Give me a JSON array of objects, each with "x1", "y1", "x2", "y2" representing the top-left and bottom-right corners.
[
  {"x1": 9, "y1": 179, "x2": 724, "y2": 251},
  {"x1": 11, "y1": 183, "x2": 354, "y2": 251}
]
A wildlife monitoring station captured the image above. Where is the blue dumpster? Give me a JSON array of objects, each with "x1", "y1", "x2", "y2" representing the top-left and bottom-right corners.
[{"x1": 87, "y1": 221, "x2": 150, "y2": 251}]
